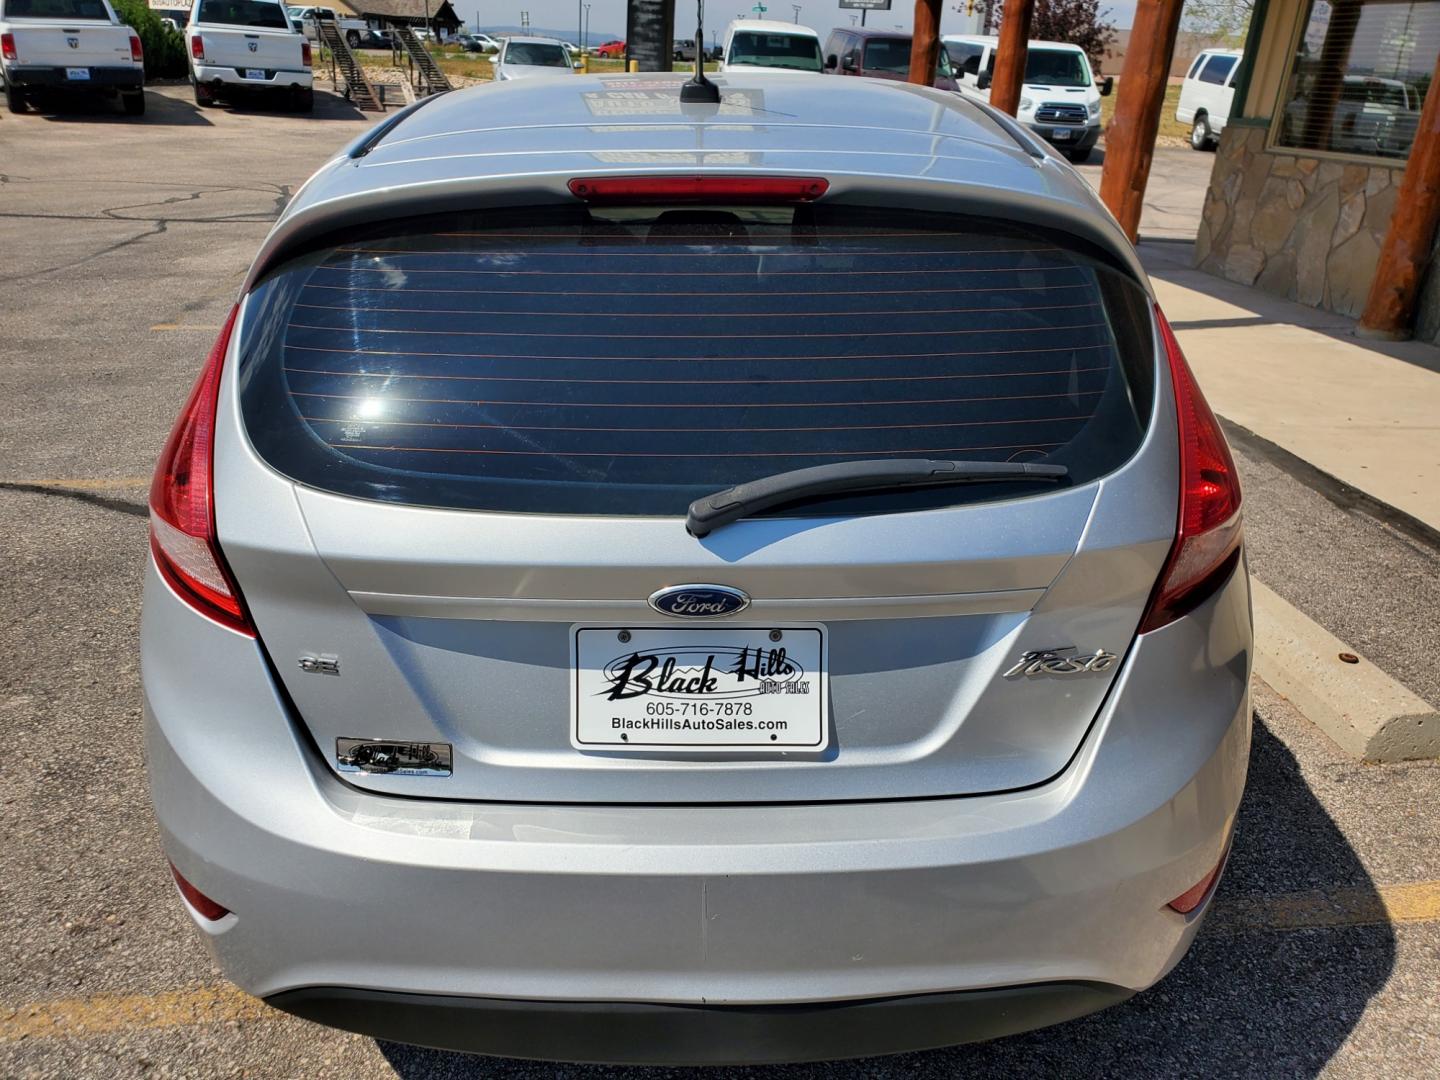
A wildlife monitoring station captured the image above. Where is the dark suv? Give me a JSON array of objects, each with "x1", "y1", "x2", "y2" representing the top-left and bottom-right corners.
[{"x1": 821, "y1": 28, "x2": 958, "y2": 90}]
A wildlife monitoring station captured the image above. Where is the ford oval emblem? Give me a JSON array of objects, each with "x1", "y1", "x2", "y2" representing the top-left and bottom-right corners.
[{"x1": 648, "y1": 584, "x2": 750, "y2": 619}]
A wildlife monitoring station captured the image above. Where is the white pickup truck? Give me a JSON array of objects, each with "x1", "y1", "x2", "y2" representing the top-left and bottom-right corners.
[
  {"x1": 186, "y1": 0, "x2": 312, "y2": 111},
  {"x1": 0, "y1": 0, "x2": 145, "y2": 115},
  {"x1": 286, "y1": 5, "x2": 367, "y2": 48}
]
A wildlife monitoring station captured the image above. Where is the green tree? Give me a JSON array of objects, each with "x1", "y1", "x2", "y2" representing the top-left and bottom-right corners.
[
  {"x1": 111, "y1": 0, "x2": 189, "y2": 79},
  {"x1": 979, "y1": 0, "x2": 1119, "y2": 73},
  {"x1": 1181, "y1": 0, "x2": 1255, "y2": 45}
]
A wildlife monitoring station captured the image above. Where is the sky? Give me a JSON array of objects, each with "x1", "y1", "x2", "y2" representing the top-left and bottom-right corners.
[{"x1": 470, "y1": 0, "x2": 1139, "y2": 42}]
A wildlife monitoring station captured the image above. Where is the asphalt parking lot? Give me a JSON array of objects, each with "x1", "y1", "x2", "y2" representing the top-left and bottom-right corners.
[{"x1": 2, "y1": 85, "x2": 1438, "y2": 1079}]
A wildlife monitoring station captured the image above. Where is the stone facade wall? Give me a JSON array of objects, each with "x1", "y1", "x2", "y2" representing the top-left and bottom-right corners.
[{"x1": 1194, "y1": 124, "x2": 1404, "y2": 318}]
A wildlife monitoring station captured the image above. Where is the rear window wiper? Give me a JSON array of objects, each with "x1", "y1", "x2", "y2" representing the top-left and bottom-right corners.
[{"x1": 685, "y1": 459, "x2": 1069, "y2": 538}]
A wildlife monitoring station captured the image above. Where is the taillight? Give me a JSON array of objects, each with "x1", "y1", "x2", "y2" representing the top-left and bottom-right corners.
[
  {"x1": 169, "y1": 862, "x2": 230, "y2": 921},
  {"x1": 149, "y1": 306, "x2": 255, "y2": 637},
  {"x1": 301, "y1": 41, "x2": 312, "y2": 67},
  {"x1": 567, "y1": 175, "x2": 829, "y2": 204},
  {"x1": 1138, "y1": 306, "x2": 1243, "y2": 633},
  {"x1": 129, "y1": 33, "x2": 143, "y2": 62},
  {"x1": 191, "y1": 34, "x2": 204, "y2": 61},
  {"x1": 1, "y1": 32, "x2": 16, "y2": 61}
]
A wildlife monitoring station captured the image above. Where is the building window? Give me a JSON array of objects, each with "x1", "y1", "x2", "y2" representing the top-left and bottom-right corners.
[{"x1": 1274, "y1": 0, "x2": 1440, "y2": 161}]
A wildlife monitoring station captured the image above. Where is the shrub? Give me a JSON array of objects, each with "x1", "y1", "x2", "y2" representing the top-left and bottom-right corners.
[{"x1": 112, "y1": 0, "x2": 190, "y2": 80}]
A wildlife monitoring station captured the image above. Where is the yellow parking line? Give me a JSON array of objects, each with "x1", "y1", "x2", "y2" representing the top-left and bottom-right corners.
[
  {"x1": 151, "y1": 324, "x2": 223, "y2": 332},
  {"x1": 0, "y1": 986, "x2": 266, "y2": 1042},
  {"x1": 3, "y1": 880, "x2": 1438, "y2": 1044},
  {"x1": 11, "y1": 477, "x2": 150, "y2": 491},
  {"x1": 1211, "y1": 880, "x2": 1440, "y2": 935}
]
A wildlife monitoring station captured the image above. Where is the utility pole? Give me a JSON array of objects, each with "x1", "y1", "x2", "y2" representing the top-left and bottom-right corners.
[
  {"x1": 576, "y1": 0, "x2": 581, "y2": 51},
  {"x1": 791, "y1": 3, "x2": 800, "y2": 22},
  {"x1": 583, "y1": 2, "x2": 590, "y2": 49}
]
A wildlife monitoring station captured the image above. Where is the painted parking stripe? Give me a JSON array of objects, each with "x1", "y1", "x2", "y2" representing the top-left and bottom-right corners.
[
  {"x1": 0, "y1": 986, "x2": 266, "y2": 1042},
  {"x1": 1210, "y1": 881, "x2": 1440, "y2": 935},
  {"x1": 4, "y1": 880, "x2": 1439, "y2": 1044}
]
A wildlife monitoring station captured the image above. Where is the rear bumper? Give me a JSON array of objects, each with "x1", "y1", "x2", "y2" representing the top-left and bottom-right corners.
[
  {"x1": 143, "y1": 561, "x2": 1251, "y2": 1058},
  {"x1": 269, "y1": 981, "x2": 1132, "y2": 1064},
  {"x1": 3, "y1": 65, "x2": 142, "y2": 90},
  {"x1": 192, "y1": 63, "x2": 312, "y2": 90}
]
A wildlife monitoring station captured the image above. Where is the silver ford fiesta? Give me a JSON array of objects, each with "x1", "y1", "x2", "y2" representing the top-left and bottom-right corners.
[{"x1": 142, "y1": 71, "x2": 1251, "y2": 1064}]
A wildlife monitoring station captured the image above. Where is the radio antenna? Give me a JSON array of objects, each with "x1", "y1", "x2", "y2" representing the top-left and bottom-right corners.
[{"x1": 680, "y1": 0, "x2": 720, "y2": 102}]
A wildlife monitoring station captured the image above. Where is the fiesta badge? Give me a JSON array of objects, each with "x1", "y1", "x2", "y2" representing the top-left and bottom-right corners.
[{"x1": 648, "y1": 584, "x2": 750, "y2": 619}]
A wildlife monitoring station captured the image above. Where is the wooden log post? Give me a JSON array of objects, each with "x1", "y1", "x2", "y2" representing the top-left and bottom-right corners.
[
  {"x1": 1358, "y1": 49, "x2": 1440, "y2": 339},
  {"x1": 1098, "y1": 0, "x2": 1185, "y2": 242},
  {"x1": 988, "y1": 0, "x2": 1034, "y2": 116},
  {"x1": 909, "y1": 0, "x2": 944, "y2": 87}
]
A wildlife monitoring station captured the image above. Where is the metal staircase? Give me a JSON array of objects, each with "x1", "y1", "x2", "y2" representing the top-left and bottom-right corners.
[
  {"x1": 315, "y1": 19, "x2": 383, "y2": 111},
  {"x1": 391, "y1": 25, "x2": 452, "y2": 96}
]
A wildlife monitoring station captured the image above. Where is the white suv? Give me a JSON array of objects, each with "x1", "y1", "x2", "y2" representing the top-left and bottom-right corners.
[{"x1": 1176, "y1": 48, "x2": 1242, "y2": 151}]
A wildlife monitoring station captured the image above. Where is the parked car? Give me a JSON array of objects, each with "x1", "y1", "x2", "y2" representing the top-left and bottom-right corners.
[
  {"x1": 285, "y1": 5, "x2": 365, "y2": 48},
  {"x1": 146, "y1": 70, "x2": 1250, "y2": 1065},
  {"x1": 821, "y1": 27, "x2": 958, "y2": 91},
  {"x1": 1291, "y1": 74, "x2": 1421, "y2": 158},
  {"x1": 492, "y1": 35, "x2": 576, "y2": 80},
  {"x1": 672, "y1": 37, "x2": 719, "y2": 62},
  {"x1": 1175, "y1": 47, "x2": 1241, "y2": 151},
  {"x1": 719, "y1": 19, "x2": 822, "y2": 74},
  {"x1": 592, "y1": 37, "x2": 623, "y2": 57},
  {"x1": 0, "y1": 0, "x2": 145, "y2": 115},
  {"x1": 187, "y1": 0, "x2": 312, "y2": 110},
  {"x1": 457, "y1": 31, "x2": 499, "y2": 53},
  {"x1": 946, "y1": 34, "x2": 1110, "y2": 163}
]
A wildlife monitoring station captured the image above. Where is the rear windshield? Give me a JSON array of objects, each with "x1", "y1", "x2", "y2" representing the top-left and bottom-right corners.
[
  {"x1": 197, "y1": 0, "x2": 288, "y2": 27},
  {"x1": 238, "y1": 206, "x2": 1155, "y2": 518},
  {"x1": 3, "y1": 0, "x2": 109, "y2": 17},
  {"x1": 727, "y1": 31, "x2": 822, "y2": 72}
]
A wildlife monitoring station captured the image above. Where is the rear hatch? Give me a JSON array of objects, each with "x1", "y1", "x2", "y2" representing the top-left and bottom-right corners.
[
  {"x1": 4, "y1": 1, "x2": 130, "y2": 69},
  {"x1": 193, "y1": 0, "x2": 301, "y2": 70},
  {"x1": 218, "y1": 200, "x2": 1176, "y2": 804}
]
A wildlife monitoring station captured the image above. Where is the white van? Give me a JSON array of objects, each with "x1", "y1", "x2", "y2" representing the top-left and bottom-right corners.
[
  {"x1": 944, "y1": 34, "x2": 1111, "y2": 163},
  {"x1": 1175, "y1": 48, "x2": 1242, "y2": 151},
  {"x1": 719, "y1": 19, "x2": 823, "y2": 75}
]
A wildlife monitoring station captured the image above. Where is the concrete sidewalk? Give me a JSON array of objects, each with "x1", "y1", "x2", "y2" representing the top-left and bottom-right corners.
[{"x1": 1140, "y1": 240, "x2": 1440, "y2": 535}]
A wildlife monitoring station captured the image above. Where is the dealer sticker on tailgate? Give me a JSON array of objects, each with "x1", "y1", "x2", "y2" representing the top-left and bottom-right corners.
[{"x1": 571, "y1": 626, "x2": 827, "y2": 751}]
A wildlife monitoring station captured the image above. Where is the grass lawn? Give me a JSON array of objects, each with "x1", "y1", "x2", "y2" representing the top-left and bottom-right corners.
[{"x1": 1100, "y1": 83, "x2": 1192, "y2": 145}]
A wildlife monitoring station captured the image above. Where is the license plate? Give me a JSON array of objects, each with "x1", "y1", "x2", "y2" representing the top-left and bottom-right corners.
[
  {"x1": 65, "y1": 67, "x2": 90, "y2": 80},
  {"x1": 244, "y1": 68, "x2": 266, "y2": 80},
  {"x1": 571, "y1": 626, "x2": 827, "y2": 751},
  {"x1": 1051, "y1": 127, "x2": 1071, "y2": 140}
]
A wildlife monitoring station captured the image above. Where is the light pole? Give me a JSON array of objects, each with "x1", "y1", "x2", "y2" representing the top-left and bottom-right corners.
[
  {"x1": 582, "y1": 2, "x2": 590, "y2": 49},
  {"x1": 576, "y1": 0, "x2": 581, "y2": 53},
  {"x1": 791, "y1": 3, "x2": 800, "y2": 21}
]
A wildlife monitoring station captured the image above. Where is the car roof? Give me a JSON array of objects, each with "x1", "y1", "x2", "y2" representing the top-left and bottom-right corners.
[
  {"x1": 256, "y1": 73, "x2": 1144, "y2": 288},
  {"x1": 943, "y1": 34, "x2": 1084, "y2": 52},
  {"x1": 727, "y1": 19, "x2": 820, "y2": 37},
  {"x1": 504, "y1": 36, "x2": 566, "y2": 46},
  {"x1": 841, "y1": 28, "x2": 912, "y2": 39}
]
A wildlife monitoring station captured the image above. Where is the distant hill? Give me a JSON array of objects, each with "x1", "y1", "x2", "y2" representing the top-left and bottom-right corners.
[{"x1": 475, "y1": 24, "x2": 626, "y2": 45}]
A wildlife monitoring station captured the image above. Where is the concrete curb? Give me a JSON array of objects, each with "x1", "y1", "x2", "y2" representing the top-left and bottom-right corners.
[{"x1": 1252, "y1": 579, "x2": 1440, "y2": 762}]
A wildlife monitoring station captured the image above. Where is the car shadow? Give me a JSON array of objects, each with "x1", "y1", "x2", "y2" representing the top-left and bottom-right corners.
[
  {"x1": 376, "y1": 711, "x2": 1396, "y2": 1079},
  {"x1": 27, "y1": 87, "x2": 214, "y2": 125},
  {"x1": 206, "y1": 87, "x2": 369, "y2": 120}
]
